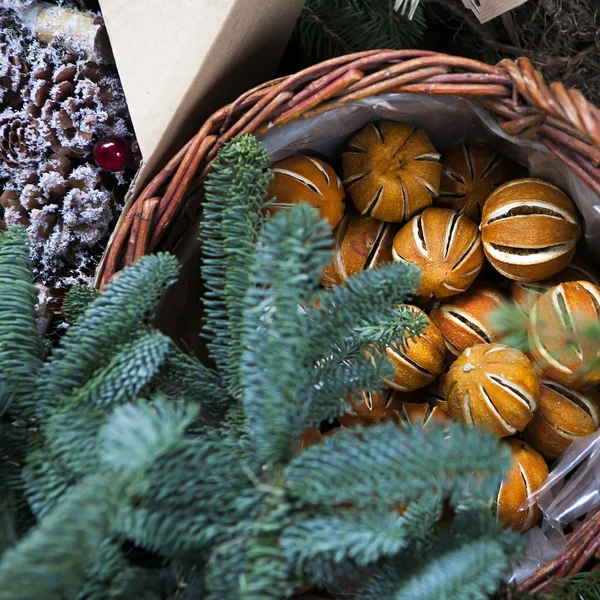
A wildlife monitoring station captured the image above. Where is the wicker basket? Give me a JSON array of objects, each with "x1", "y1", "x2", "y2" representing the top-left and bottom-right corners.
[{"x1": 97, "y1": 50, "x2": 600, "y2": 595}]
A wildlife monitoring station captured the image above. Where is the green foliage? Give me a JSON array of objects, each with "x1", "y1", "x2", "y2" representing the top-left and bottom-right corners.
[
  {"x1": 201, "y1": 134, "x2": 272, "y2": 398},
  {"x1": 154, "y1": 347, "x2": 225, "y2": 415},
  {"x1": 0, "y1": 476, "x2": 117, "y2": 600},
  {"x1": 240, "y1": 204, "x2": 332, "y2": 467},
  {"x1": 0, "y1": 227, "x2": 43, "y2": 416},
  {"x1": 286, "y1": 422, "x2": 511, "y2": 509},
  {"x1": 296, "y1": 0, "x2": 427, "y2": 61},
  {"x1": 358, "y1": 509, "x2": 524, "y2": 600},
  {"x1": 33, "y1": 253, "x2": 180, "y2": 420},
  {"x1": 62, "y1": 285, "x2": 100, "y2": 325},
  {"x1": 0, "y1": 137, "x2": 521, "y2": 600}
]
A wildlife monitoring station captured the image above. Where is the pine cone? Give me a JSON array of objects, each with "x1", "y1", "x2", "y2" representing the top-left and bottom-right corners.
[
  {"x1": 22, "y1": 50, "x2": 126, "y2": 158},
  {"x1": 3, "y1": 153, "x2": 115, "y2": 285},
  {"x1": 0, "y1": 111, "x2": 44, "y2": 170},
  {"x1": 0, "y1": 15, "x2": 31, "y2": 111}
]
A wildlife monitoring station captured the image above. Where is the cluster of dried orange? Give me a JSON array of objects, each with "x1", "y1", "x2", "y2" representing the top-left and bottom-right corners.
[{"x1": 267, "y1": 120, "x2": 600, "y2": 534}]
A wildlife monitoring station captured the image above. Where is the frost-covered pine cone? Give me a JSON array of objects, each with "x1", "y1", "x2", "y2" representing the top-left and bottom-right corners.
[
  {"x1": 0, "y1": 14, "x2": 31, "y2": 111},
  {"x1": 1, "y1": 153, "x2": 117, "y2": 285},
  {"x1": 21, "y1": 53, "x2": 130, "y2": 159},
  {"x1": 0, "y1": 111, "x2": 42, "y2": 168},
  {"x1": 0, "y1": 5, "x2": 136, "y2": 296}
]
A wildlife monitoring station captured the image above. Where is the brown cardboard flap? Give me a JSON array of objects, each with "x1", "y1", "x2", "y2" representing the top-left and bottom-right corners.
[{"x1": 98, "y1": 0, "x2": 304, "y2": 189}]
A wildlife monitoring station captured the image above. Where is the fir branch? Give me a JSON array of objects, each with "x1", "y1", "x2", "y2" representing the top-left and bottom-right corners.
[
  {"x1": 72, "y1": 329, "x2": 173, "y2": 408},
  {"x1": 309, "y1": 262, "x2": 423, "y2": 357},
  {"x1": 0, "y1": 499, "x2": 17, "y2": 557},
  {"x1": 100, "y1": 397, "x2": 199, "y2": 473},
  {"x1": 0, "y1": 227, "x2": 43, "y2": 416},
  {"x1": 45, "y1": 402, "x2": 109, "y2": 476},
  {"x1": 204, "y1": 536, "x2": 248, "y2": 600},
  {"x1": 241, "y1": 495, "x2": 297, "y2": 600},
  {"x1": 309, "y1": 348, "x2": 393, "y2": 425},
  {"x1": 286, "y1": 422, "x2": 511, "y2": 510},
  {"x1": 358, "y1": 508, "x2": 521, "y2": 600},
  {"x1": 34, "y1": 254, "x2": 179, "y2": 420},
  {"x1": 21, "y1": 439, "x2": 75, "y2": 519},
  {"x1": 359, "y1": 540, "x2": 509, "y2": 600},
  {"x1": 296, "y1": 0, "x2": 427, "y2": 61},
  {"x1": 240, "y1": 204, "x2": 332, "y2": 467},
  {"x1": 281, "y1": 509, "x2": 411, "y2": 581},
  {"x1": 62, "y1": 284, "x2": 100, "y2": 326},
  {"x1": 114, "y1": 433, "x2": 262, "y2": 557},
  {"x1": 72, "y1": 537, "x2": 130, "y2": 600},
  {"x1": 155, "y1": 347, "x2": 226, "y2": 416},
  {"x1": 200, "y1": 135, "x2": 272, "y2": 398},
  {"x1": 0, "y1": 476, "x2": 117, "y2": 600}
]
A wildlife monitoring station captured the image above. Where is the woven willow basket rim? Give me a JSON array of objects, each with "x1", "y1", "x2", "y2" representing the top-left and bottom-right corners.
[{"x1": 97, "y1": 49, "x2": 600, "y2": 594}]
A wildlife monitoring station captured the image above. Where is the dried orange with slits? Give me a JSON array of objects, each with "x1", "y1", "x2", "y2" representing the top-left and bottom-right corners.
[
  {"x1": 338, "y1": 388, "x2": 404, "y2": 427},
  {"x1": 384, "y1": 306, "x2": 446, "y2": 392},
  {"x1": 321, "y1": 213, "x2": 396, "y2": 287},
  {"x1": 529, "y1": 281, "x2": 600, "y2": 390},
  {"x1": 522, "y1": 381, "x2": 600, "y2": 459},
  {"x1": 444, "y1": 344, "x2": 539, "y2": 438},
  {"x1": 510, "y1": 256, "x2": 600, "y2": 316},
  {"x1": 481, "y1": 178, "x2": 581, "y2": 282},
  {"x1": 266, "y1": 155, "x2": 345, "y2": 229},
  {"x1": 430, "y1": 284, "x2": 508, "y2": 357},
  {"x1": 342, "y1": 121, "x2": 442, "y2": 222},
  {"x1": 497, "y1": 439, "x2": 548, "y2": 534},
  {"x1": 392, "y1": 207, "x2": 484, "y2": 300},
  {"x1": 395, "y1": 400, "x2": 451, "y2": 431},
  {"x1": 438, "y1": 144, "x2": 518, "y2": 222}
]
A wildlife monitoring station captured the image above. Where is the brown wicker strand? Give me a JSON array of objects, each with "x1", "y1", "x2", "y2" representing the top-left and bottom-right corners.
[
  {"x1": 135, "y1": 198, "x2": 160, "y2": 262},
  {"x1": 517, "y1": 508, "x2": 600, "y2": 595},
  {"x1": 99, "y1": 138, "x2": 194, "y2": 287}
]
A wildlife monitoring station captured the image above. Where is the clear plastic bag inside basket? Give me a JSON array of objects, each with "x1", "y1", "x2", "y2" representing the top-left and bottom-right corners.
[{"x1": 253, "y1": 94, "x2": 600, "y2": 583}]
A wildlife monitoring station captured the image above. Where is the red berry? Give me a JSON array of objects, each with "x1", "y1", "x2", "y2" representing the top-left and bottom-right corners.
[{"x1": 94, "y1": 136, "x2": 132, "y2": 172}]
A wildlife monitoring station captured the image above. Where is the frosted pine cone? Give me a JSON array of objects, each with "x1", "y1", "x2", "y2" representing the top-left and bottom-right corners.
[
  {"x1": 3, "y1": 153, "x2": 116, "y2": 285},
  {"x1": 0, "y1": 111, "x2": 46, "y2": 170},
  {"x1": 0, "y1": 6, "x2": 135, "y2": 298},
  {"x1": 0, "y1": 15, "x2": 31, "y2": 110},
  {"x1": 22, "y1": 48, "x2": 129, "y2": 158}
]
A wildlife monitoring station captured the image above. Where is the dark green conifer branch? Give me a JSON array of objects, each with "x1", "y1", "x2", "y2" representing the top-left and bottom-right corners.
[
  {"x1": 201, "y1": 135, "x2": 272, "y2": 398},
  {"x1": 33, "y1": 254, "x2": 180, "y2": 419},
  {"x1": 286, "y1": 422, "x2": 512, "y2": 509},
  {"x1": 72, "y1": 329, "x2": 172, "y2": 408},
  {"x1": 0, "y1": 476, "x2": 117, "y2": 600},
  {"x1": 240, "y1": 204, "x2": 333, "y2": 467},
  {"x1": 62, "y1": 285, "x2": 100, "y2": 326},
  {"x1": 296, "y1": 0, "x2": 427, "y2": 61},
  {"x1": 0, "y1": 227, "x2": 43, "y2": 416},
  {"x1": 154, "y1": 347, "x2": 226, "y2": 416}
]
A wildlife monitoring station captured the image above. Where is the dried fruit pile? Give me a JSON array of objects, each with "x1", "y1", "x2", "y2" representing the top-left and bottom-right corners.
[{"x1": 269, "y1": 119, "x2": 600, "y2": 535}]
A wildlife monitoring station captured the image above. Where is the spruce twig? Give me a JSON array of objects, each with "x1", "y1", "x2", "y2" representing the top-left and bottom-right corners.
[{"x1": 296, "y1": 0, "x2": 427, "y2": 61}]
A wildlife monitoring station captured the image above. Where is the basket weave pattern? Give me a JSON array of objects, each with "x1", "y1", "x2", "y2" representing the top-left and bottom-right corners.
[{"x1": 99, "y1": 50, "x2": 600, "y2": 593}]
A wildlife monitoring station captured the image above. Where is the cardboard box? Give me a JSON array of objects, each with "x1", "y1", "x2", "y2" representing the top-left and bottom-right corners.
[{"x1": 98, "y1": 0, "x2": 305, "y2": 190}]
